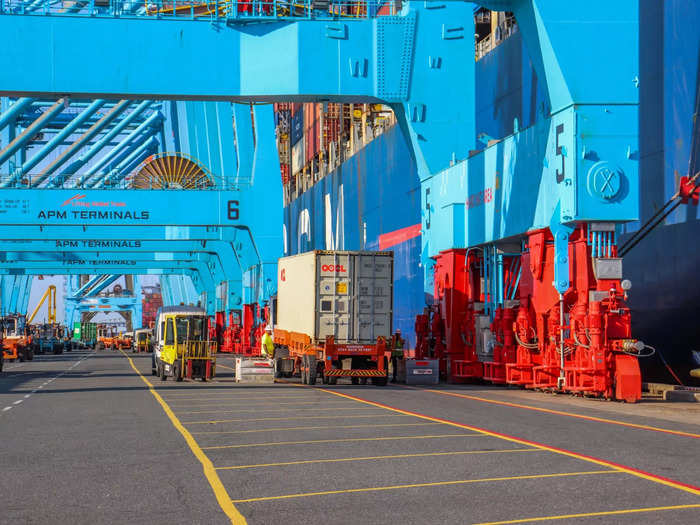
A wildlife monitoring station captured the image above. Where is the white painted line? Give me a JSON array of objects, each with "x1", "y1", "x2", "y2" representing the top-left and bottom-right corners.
[
  {"x1": 13, "y1": 400, "x2": 23, "y2": 405},
  {"x1": 2, "y1": 407, "x2": 11, "y2": 412},
  {"x1": 24, "y1": 394, "x2": 30, "y2": 399}
]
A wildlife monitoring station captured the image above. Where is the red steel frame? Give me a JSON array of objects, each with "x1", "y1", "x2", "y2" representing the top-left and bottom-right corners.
[{"x1": 416, "y1": 225, "x2": 643, "y2": 402}]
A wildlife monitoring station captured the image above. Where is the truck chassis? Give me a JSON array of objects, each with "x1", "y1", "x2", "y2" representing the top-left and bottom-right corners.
[{"x1": 274, "y1": 330, "x2": 388, "y2": 386}]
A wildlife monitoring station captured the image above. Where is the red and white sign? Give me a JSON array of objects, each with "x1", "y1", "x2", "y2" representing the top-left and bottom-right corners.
[{"x1": 321, "y1": 264, "x2": 346, "y2": 273}]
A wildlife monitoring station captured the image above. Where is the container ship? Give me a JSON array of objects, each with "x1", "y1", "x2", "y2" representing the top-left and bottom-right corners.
[{"x1": 277, "y1": 1, "x2": 700, "y2": 384}]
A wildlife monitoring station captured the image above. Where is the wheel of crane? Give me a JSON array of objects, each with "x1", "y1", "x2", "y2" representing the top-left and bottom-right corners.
[{"x1": 160, "y1": 361, "x2": 167, "y2": 382}]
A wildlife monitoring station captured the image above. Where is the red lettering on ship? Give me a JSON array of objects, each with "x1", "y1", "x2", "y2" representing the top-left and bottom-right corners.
[
  {"x1": 322, "y1": 264, "x2": 347, "y2": 273},
  {"x1": 280, "y1": 269, "x2": 286, "y2": 282},
  {"x1": 466, "y1": 177, "x2": 500, "y2": 210}
]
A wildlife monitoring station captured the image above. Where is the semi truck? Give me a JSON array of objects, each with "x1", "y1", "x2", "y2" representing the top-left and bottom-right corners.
[
  {"x1": 273, "y1": 250, "x2": 394, "y2": 386},
  {"x1": 152, "y1": 306, "x2": 217, "y2": 381}
]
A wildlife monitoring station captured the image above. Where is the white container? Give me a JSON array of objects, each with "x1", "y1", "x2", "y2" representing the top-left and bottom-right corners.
[
  {"x1": 276, "y1": 250, "x2": 393, "y2": 344},
  {"x1": 235, "y1": 357, "x2": 274, "y2": 383}
]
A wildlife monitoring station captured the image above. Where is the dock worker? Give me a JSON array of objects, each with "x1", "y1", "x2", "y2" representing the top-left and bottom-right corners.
[
  {"x1": 390, "y1": 329, "x2": 405, "y2": 383},
  {"x1": 261, "y1": 325, "x2": 275, "y2": 359}
]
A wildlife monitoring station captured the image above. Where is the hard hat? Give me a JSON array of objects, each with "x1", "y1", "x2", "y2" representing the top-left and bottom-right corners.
[
  {"x1": 396, "y1": 329, "x2": 401, "y2": 333},
  {"x1": 265, "y1": 325, "x2": 273, "y2": 332}
]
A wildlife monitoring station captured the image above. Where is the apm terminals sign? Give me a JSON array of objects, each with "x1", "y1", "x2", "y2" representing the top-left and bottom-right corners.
[{"x1": 0, "y1": 190, "x2": 240, "y2": 226}]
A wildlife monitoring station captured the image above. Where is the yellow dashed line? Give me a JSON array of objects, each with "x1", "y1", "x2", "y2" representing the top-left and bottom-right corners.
[
  {"x1": 183, "y1": 412, "x2": 403, "y2": 425},
  {"x1": 231, "y1": 471, "x2": 618, "y2": 503},
  {"x1": 119, "y1": 350, "x2": 247, "y2": 525},
  {"x1": 192, "y1": 422, "x2": 439, "y2": 435},
  {"x1": 216, "y1": 448, "x2": 542, "y2": 470},
  {"x1": 316, "y1": 388, "x2": 700, "y2": 497},
  {"x1": 176, "y1": 403, "x2": 357, "y2": 414},
  {"x1": 420, "y1": 388, "x2": 700, "y2": 439},
  {"x1": 203, "y1": 433, "x2": 481, "y2": 450},
  {"x1": 474, "y1": 503, "x2": 700, "y2": 524}
]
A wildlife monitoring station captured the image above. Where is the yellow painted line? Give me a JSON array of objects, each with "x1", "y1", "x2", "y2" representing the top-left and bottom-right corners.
[
  {"x1": 184, "y1": 413, "x2": 412, "y2": 425},
  {"x1": 420, "y1": 388, "x2": 700, "y2": 439},
  {"x1": 161, "y1": 391, "x2": 306, "y2": 398},
  {"x1": 314, "y1": 388, "x2": 700, "y2": 497},
  {"x1": 202, "y1": 433, "x2": 481, "y2": 450},
  {"x1": 163, "y1": 395, "x2": 312, "y2": 401},
  {"x1": 192, "y1": 422, "x2": 440, "y2": 435},
  {"x1": 474, "y1": 503, "x2": 700, "y2": 524},
  {"x1": 177, "y1": 406, "x2": 384, "y2": 415},
  {"x1": 175, "y1": 402, "x2": 356, "y2": 413},
  {"x1": 169, "y1": 398, "x2": 315, "y2": 407},
  {"x1": 231, "y1": 470, "x2": 617, "y2": 503},
  {"x1": 216, "y1": 447, "x2": 542, "y2": 470},
  {"x1": 118, "y1": 350, "x2": 246, "y2": 525}
]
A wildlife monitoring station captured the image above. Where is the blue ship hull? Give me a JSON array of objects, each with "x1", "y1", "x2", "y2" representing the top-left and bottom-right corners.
[{"x1": 284, "y1": 0, "x2": 700, "y2": 383}]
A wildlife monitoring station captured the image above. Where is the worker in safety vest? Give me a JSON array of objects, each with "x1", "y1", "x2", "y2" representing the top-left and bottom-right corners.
[
  {"x1": 261, "y1": 325, "x2": 274, "y2": 359},
  {"x1": 390, "y1": 329, "x2": 405, "y2": 383}
]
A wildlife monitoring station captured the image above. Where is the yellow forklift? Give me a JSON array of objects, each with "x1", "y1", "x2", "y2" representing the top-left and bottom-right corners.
[{"x1": 154, "y1": 307, "x2": 216, "y2": 382}]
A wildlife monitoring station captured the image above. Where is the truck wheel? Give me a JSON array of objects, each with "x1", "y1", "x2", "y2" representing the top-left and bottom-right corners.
[
  {"x1": 372, "y1": 377, "x2": 388, "y2": 387},
  {"x1": 351, "y1": 377, "x2": 359, "y2": 385},
  {"x1": 308, "y1": 356, "x2": 317, "y2": 385},
  {"x1": 160, "y1": 361, "x2": 167, "y2": 382},
  {"x1": 27, "y1": 349, "x2": 34, "y2": 361},
  {"x1": 301, "y1": 355, "x2": 309, "y2": 384},
  {"x1": 18, "y1": 348, "x2": 25, "y2": 362},
  {"x1": 174, "y1": 362, "x2": 183, "y2": 382}
]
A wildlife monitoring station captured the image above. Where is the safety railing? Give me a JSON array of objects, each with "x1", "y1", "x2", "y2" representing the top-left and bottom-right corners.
[
  {"x1": 0, "y1": 172, "x2": 227, "y2": 190},
  {"x1": 0, "y1": 0, "x2": 400, "y2": 20}
]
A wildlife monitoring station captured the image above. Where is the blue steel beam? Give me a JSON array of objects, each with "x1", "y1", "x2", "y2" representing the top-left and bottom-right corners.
[
  {"x1": 1, "y1": 249, "x2": 238, "y2": 307},
  {"x1": 92, "y1": 135, "x2": 159, "y2": 188},
  {"x1": 0, "y1": 189, "x2": 240, "y2": 226},
  {"x1": 21, "y1": 99, "x2": 107, "y2": 176},
  {"x1": 72, "y1": 274, "x2": 109, "y2": 297},
  {"x1": 37, "y1": 99, "x2": 132, "y2": 186},
  {"x1": 0, "y1": 98, "x2": 67, "y2": 171},
  {"x1": 84, "y1": 274, "x2": 122, "y2": 297},
  {"x1": 0, "y1": 97, "x2": 35, "y2": 130},
  {"x1": 0, "y1": 2, "x2": 476, "y2": 177},
  {"x1": 61, "y1": 99, "x2": 155, "y2": 176},
  {"x1": 84, "y1": 110, "x2": 163, "y2": 185}
]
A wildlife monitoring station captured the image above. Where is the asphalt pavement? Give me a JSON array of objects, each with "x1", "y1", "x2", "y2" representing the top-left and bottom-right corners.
[{"x1": 1, "y1": 350, "x2": 699, "y2": 525}]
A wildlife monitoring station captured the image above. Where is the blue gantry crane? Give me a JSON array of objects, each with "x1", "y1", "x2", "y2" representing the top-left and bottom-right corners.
[{"x1": 0, "y1": 1, "x2": 656, "y2": 399}]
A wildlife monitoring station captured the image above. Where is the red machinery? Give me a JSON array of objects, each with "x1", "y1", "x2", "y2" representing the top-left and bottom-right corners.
[
  {"x1": 218, "y1": 304, "x2": 269, "y2": 356},
  {"x1": 416, "y1": 225, "x2": 646, "y2": 402},
  {"x1": 142, "y1": 285, "x2": 163, "y2": 329}
]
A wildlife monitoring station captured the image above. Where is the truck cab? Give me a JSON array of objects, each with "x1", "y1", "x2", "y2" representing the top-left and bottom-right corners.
[
  {"x1": 2, "y1": 314, "x2": 32, "y2": 362},
  {"x1": 153, "y1": 306, "x2": 216, "y2": 381}
]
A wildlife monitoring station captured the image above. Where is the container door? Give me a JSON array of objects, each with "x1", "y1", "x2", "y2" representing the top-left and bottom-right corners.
[
  {"x1": 317, "y1": 253, "x2": 352, "y2": 342},
  {"x1": 354, "y1": 254, "x2": 393, "y2": 343}
]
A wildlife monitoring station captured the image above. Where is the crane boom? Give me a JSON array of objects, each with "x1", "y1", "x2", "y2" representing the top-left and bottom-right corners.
[{"x1": 27, "y1": 285, "x2": 56, "y2": 325}]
